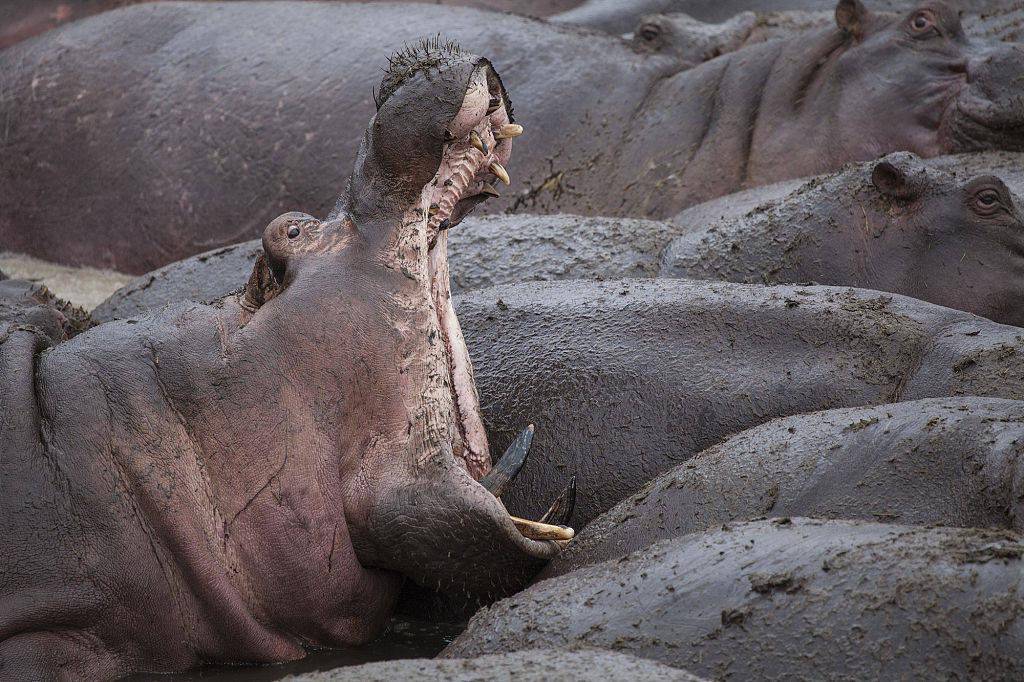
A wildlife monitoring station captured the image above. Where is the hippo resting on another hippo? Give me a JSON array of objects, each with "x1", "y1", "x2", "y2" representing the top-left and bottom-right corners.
[
  {"x1": 4, "y1": 0, "x2": 1024, "y2": 273},
  {"x1": 545, "y1": 396, "x2": 1024, "y2": 577},
  {"x1": 0, "y1": 44, "x2": 575, "y2": 679},
  {"x1": 93, "y1": 150, "x2": 1024, "y2": 325},
  {"x1": 661, "y1": 152, "x2": 1024, "y2": 326},
  {"x1": 446, "y1": 519, "x2": 1024, "y2": 680}
]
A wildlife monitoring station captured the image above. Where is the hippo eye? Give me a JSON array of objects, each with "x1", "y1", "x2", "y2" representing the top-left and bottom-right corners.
[
  {"x1": 287, "y1": 225, "x2": 301, "y2": 239},
  {"x1": 975, "y1": 190, "x2": 1001, "y2": 210},
  {"x1": 909, "y1": 11, "x2": 936, "y2": 35},
  {"x1": 639, "y1": 25, "x2": 661, "y2": 43}
]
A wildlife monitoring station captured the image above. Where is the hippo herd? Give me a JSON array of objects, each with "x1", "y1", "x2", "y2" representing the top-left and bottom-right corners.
[{"x1": 2, "y1": 1, "x2": 1024, "y2": 680}]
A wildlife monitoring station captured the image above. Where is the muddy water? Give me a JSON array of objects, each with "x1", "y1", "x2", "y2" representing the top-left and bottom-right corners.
[{"x1": 128, "y1": 617, "x2": 463, "y2": 681}]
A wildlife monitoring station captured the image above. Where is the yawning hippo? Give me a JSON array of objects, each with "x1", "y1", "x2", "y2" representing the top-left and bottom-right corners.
[
  {"x1": 445, "y1": 519, "x2": 1024, "y2": 680},
  {"x1": 0, "y1": 44, "x2": 572, "y2": 679},
  {"x1": 661, "y1": 152, "x2": 1024, "y2": 326},
  {"x1": 457, "y1": 279, "x2": 1024, "y2": 526},
  {"x1": 544, "y1": 396, "x2": 1024, "y2": 578},
  {"x1": 3, "y1": 0, "x2": 1024, "y2": 272}
]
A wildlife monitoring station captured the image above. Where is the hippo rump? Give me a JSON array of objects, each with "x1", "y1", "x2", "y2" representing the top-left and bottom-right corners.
[
  {"x1": 445, "y1": 519, "x2": 1024, "y2": 680},
  {"x1": 545, "y1": 396, "x2": 1024, "y2": 578},
  {"x1": 91, "y1": 214, "x2": 679, "y2": 321},
  {"x1": 4, "y1": 1, "x2": 1024, "y2": 273},
  {"x1": 0, "y1": 0, "x2": 577, "y2": 50},
  {"x1": 290, "y1": 650, "x2": 707, "y2": 682},
  {"x1": 660, "y1": 152, "x2": 1024, "y2": 326},
  {"x1": 456, "y1": 279, "x2": 1024, "y2": 527},
  {"x1": 0, "y1": 45, "x2": 576, "y2": 679}
]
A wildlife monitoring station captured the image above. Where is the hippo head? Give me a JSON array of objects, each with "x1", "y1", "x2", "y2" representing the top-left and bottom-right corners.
[
  {"x1": 631, "y1": 11, "x2": 758, "y2": 66},
  {"x1": 866, "y1": 152, "x2": 1024, "y2": 325},
  {"x1": 237, "y1": 42, "x2": 568, "y2": 608},
  {"x1": 827, "y1": 0, "x2": 1024, "y2": 157}
]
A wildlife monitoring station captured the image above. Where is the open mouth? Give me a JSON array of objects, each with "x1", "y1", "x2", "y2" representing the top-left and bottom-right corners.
[{"x1": 417, "y1": 65, "x2": 574, "y2": 544}]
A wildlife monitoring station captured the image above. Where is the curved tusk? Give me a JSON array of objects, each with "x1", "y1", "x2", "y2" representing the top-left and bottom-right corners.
[
  {"x1": 479, "y1": 424, "x2": 534, "y2": 498},
  {"x1": 510, "y1": 516, "x2": 575, "y2": 541},
  {"x1": 539, "y1": 476, "x2": 576, "y2": 526}
]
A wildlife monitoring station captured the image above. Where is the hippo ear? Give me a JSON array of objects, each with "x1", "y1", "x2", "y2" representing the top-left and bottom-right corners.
[
  {"x1": 241, "y1": 251, "x2": 282, "y2": 311},
  {"x1": 872, "y1": 160, "x2": 920, "y2": 201},
  {"x1": 835, "y1": 0, "x2": 867, "y2": 39}
]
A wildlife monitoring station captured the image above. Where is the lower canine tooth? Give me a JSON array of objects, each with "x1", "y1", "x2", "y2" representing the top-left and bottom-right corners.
[
  {"x1": 510, "y1": 516, "x2": 574, "y2": 541},
  {"x1": 495, "y1": 123, "x2": 524, "y2": 139},
  {"x1": 490, "y1": 162, "x2": 511, "y2": 185},
  {"x1": 470, "y1": 131, "x2": 488, "y2": 154}
]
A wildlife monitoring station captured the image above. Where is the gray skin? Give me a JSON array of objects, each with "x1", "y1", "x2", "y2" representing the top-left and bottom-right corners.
[
  {"x1": 4, "y1": 1, "x2": 1024, "y2": 273},
  {"x1": 634, "y1": 4, "x2": 1024, "y2": 65},
  {"x1": 92, "y1": 214, "x2": 679, "y2": 321},
  {"x1": 0, "y1": 46, "x2": 570, "y2": 678},
  {"x1": 544, "y1": 396, "x2": 1024, "y2": 578},
  {"x1": 0, "y1": 0, "x2": 576, "y2": 50},
  {"x1": 444, "y1": 519, "x2": 1024, "y2": 681},
  {"x1": 660, "y1": 152, "x2": 1024, "y2": 327},
  {"x1": 457, "y1": 279, "x2": 1024, "y2": 527},
  {"x1": 551, "y1": 0, "x2": 1014, "y2": 29},
  {"x1": 290, "y1": 650, "x2": 707, "y2": 682}
]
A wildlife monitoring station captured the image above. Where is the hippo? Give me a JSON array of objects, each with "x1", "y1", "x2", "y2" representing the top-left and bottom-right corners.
[
  {"x1": 660, "y1": 152, "x2": 1024, "y2": 326},
  {"x1": 445, "y1": 519, "x2": 1024, "y2": 680},
  {"x1": 545, "y1": 396, "x2": 1024, "y2": 578},
  {"x1": 456, "y1": 279, "x2": 1024, "y2": 526},
  {"x1": 0, "y1": 0, "x2": 576, "y2": 50},
  {"x1": 91, "y1": 214, "x2": 679, "y2": 321},
  {"x1": 0, "y1": 44, "x2": 575, "y2": 679},
  {"x1": 4, "y1": 1, "x2": 1024, "y2": 273},
  {"x1": 0, "y1": 278, "x2": 93, "y2": 342},
  {"x1": 290, "y1": 650, "x2": 707, "y2": 682},
  {"x1": 632, "y1": 3, "x2": 1024, "y2": 65}
]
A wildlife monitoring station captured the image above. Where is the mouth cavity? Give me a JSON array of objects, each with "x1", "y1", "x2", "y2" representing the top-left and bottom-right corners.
[{"x1": 418, "y1": 68, "x2": 573, "y2": 544}]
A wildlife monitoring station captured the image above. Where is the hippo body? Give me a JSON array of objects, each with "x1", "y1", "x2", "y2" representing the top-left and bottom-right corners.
[
  {"x1": 457, "y1": 279, "x2": 1024, "y2": 526},
  {"x1": 4, "y1": 1, "x2": 1024, "y2": 272},
  {"x1": 0, "y1": 45, "x2": 572, "y2": 678},
  {"x1": 546, "y1": 396, "x2": 1024, "y2": 577},
  {"x1": 661, "y1": 152, "x2": 1024, "y2": 326},
  {"x1": 290, "y1": 650, "x2": 707, "y2": 682},
  {"x1": 445, "y1": 519, "x2": 1024, "y2": 680}
]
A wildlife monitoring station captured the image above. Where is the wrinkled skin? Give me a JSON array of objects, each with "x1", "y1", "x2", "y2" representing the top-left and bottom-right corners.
[
  {"x1": 545, "y1": 397, "x2": 1024, "y2": 578},
  {"x1": 0, "y1": 0, "x2": 575, "y2": 50},
  {"x1": 5, "y1": 1, "x2": 1024, "y2": 272},
  {"x1": 661, "y1": 152, "x2": 1024, "y2": 326},
  {"x1": 457, "y1": 279, "x2": 1024, "y2": 526},
  {"x1": 551, "y1": 0, "x2": 1012, "y2": 30},
  {"x1": 0, "y1": 46, "x2": 565, "y2": 679},
  {"x1": 633, "y1": 4, "x2": 1024, "y2": 65},
  {"x1": 446, "y1": 519, "x2": 1024, "y2": 680}
]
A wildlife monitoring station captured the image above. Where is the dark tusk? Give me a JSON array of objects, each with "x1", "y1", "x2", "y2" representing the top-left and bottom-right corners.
[
  {"x1": 479, "y1": 424, "x2": 534, "y2": 498},
  {"x1": 539, "y1": 476, "x2": 576, "y2": 526}
]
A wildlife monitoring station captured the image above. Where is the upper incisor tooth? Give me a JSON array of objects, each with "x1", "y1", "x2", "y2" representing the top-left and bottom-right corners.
[
  {"x1": 470, "y1": 131, "x2": 488, "y2": 154},
  {"x1": 495, "y1": 123, "x2": 524, "y2": 139},
  {"x1": 490, "y1": 161, "x2": 511, "y2": 186}
]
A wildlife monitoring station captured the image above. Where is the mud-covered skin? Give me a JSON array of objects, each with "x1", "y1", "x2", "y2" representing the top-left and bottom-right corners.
[
  {"x1": 6, "y1": 1, "x2": 1024, "y2": 272},
  {"x1": 634, "y1": 4, "x2": 1024, "y2": 65},
  {"x1": 291, "y1": 650, "x2": 707, "y2": 682},
  {"x1": 0, "y1": 46, "x2": 565, "y2": 679},
  {"x1": 446, "y1": 519, "x2": 1024, "y2": 680},
  {"x1": 93, "y1": 214, "x2": 680, "y2": 321},
  {"x1": 661, "y1": 152, "x2": 1024, "y2": 326},
  {"x1": 459, "y1": 279, "x2": 1024, "y2": 527},
  {"x1": 552, "y1": 0, "x2": 1015, "y2": 29},
  {"x1": 0, "y1": 279, "x2": 93, "y2": 341},
  {"x1": 544, "y1": 397, "x2": 1024, "y2": 578}
]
